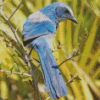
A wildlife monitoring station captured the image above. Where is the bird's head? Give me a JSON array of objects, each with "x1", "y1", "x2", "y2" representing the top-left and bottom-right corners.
[
  {"x1": 40, "y1": 2, "x2": 78, "y2": 24},
  {"x1": 53, "y1": 2, "x2": 78, "y2": 24}
]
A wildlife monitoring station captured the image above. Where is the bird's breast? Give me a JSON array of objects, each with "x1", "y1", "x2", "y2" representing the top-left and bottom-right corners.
[{"x1": 42, "y1": 33, "x2": 56, "y2": 49}]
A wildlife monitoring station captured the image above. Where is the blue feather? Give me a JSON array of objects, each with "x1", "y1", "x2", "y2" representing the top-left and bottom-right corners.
[{"x1": 31, "y1": 37, "x2": 67, "y2": 99}]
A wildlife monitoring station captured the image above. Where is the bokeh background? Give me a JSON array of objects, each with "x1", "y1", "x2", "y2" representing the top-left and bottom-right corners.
[{"x1": 0, "y1": 0, "x2": 100, "y2": 100}]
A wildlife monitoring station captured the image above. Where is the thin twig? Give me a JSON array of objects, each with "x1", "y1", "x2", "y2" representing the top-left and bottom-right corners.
[
  {"x1": 2, "y1": 35, "x2": 23, "y2": 60},
  {"x1": 58, "y1": 53, "x2": 79, "y2": 67},
  {"x1": 8, "y1": 1, "x2": 23, "y2": 20},
  {"x1": 0, "y1": 28, "x2": 17, "y2": 43},
  {"x1": 52, "y1": 45, "x2": 61, "y2": 52},
  {"x1": 36, "y1": 77, "x2": 43, "y2": 84},
  {"x1": 66, "y1": 73, "x2": 78, "y2": 84},
  {"x1": 33, "y1": 64, "x2": 41, "y2": 73},
  {"x1": 7, "y1": 43, "x2": 24, "y2": 60},
  {"x1": 52, "y1": 42, "x2": 68, "y2": 53},
  {"x1": 8, "y1": 44, "x2": 20, "y2": 55},
  {"x1": 15, "y1": 26, "x2": 19, "y2": 32},
  {"x1": 33, "y1": 58, "x2": 40, "y2": 63},
  {"x1": 0, "y1": 70, "x2": 31, "y2": 77},
  {"x1": 0, "y1": 7, "x2": 8, "y2": 20}
]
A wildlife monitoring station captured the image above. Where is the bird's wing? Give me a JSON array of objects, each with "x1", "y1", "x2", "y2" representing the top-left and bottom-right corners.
[{"x1": 22, "y1": 19, "x2": 56, "y2": 45}]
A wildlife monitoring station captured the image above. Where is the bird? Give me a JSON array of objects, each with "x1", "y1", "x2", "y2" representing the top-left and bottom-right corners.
[{"x1": 22, "y1": 2, "x2": 78, "y2": 99}]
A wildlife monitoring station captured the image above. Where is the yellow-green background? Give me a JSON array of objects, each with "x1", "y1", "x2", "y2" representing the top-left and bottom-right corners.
[{"x1": 0, "y1": 0, "x2": 100, "y2": 100}]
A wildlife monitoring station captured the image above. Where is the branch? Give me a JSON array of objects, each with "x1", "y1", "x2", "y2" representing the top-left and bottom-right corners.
[
  {"x1": 58, "y1": 53, "x2": 79, "y2": 67},
  {"x1": 8, "y1": 1, "x2": 23, "y2": 20},
  {"x1": 66, "y1": 73, "x2": 79, "y2": 84},
  {"x1": 0, "y1": 3, "x2": 41, "y2": 100},
  {"x1": 0, "y1": 7, "x2": 7, "y2": 20},
  {"x1": 0, "y1": 64, "x2": 41, "y2": 78},
  {"x1": 33, "y1": 64, "x2": 41, "y2": 73},
  {"x1": 0, "y1": 28, "x2": 18, "y2": 44},
  {"x1": 0, "y1": 70, "x2": 31, "y2": 77},
  {"x1": 1, "y1": 35, "x2": 24, "y2": 61},
  {"x1": 33, "y1": 58, "x2": 40, "y2": 63},
  {"x1": 0, "y1": 28, "x2": 40, "y2": 64},
  {"x1": 7, "y1": 43, "x2": 24, "y2": 60},
  {"x1": 52, "y1": 42, "x2": 68, "y2": 53},
  {"x1": 0, "y1": 6, "x2": 26, "y2": 56}
]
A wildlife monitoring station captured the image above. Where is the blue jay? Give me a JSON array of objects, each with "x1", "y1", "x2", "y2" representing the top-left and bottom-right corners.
[{"x1": 22, "y1": 2, "x2": 78, "y2": 99}]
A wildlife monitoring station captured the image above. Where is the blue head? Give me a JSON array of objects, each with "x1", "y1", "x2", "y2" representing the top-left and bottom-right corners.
[{"x1": 40, "y1": 2, "x2": 78, "y2": 24}]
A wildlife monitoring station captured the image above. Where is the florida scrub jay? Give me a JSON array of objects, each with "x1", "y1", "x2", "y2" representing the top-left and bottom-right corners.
[{"x1": 22, "y1": 2, "x2": 78, "y2": 99}]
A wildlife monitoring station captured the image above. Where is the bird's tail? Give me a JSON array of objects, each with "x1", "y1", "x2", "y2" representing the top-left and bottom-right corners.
[{"x1": 31, "y1": 37, "x2": 67, "y2": 99}]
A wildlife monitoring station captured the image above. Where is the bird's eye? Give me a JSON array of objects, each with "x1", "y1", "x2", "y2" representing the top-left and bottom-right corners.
[{"x1": 65, "y1": 10, "x2": 70, "y2": 14}]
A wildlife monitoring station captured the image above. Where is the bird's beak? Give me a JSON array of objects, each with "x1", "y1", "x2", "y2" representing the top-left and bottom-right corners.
[{"x1": 71, "y1": 16, "x2": 78, "y2": 24}]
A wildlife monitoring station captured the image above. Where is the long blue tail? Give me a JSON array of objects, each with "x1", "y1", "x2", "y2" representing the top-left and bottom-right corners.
[{"x1": 31, "y1": 37, "x2": 67, "y2": 99}]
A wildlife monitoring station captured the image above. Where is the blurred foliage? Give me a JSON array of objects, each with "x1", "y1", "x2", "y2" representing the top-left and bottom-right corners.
[{"x1": 0, "y1": 0, "x2": 100, "y2": 100}]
